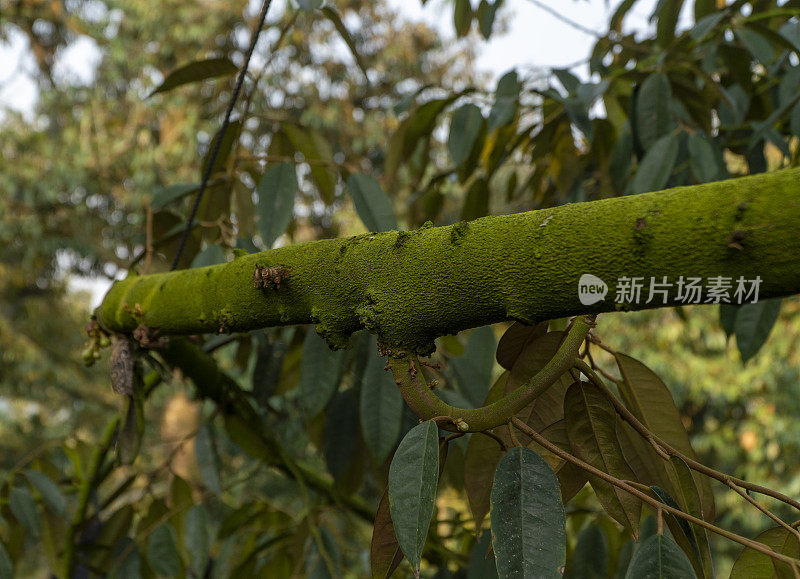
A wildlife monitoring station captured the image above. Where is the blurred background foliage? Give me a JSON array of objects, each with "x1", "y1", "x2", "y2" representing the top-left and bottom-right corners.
[{"x1": 1, "y1": 0, "x2": 800, "y2": 576}]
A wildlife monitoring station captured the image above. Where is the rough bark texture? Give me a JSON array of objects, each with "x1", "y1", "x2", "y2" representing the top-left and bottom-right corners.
[{"x1": 96, "y1": 169, "x2": 800, "y2": 353}]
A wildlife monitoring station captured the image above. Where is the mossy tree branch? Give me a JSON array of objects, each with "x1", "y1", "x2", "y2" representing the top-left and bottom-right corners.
[{"x1": 96, "y1": 170, "x2": 800, "y2": 354}]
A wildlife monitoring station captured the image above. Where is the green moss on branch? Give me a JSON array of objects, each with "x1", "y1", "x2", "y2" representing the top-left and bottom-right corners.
[{"x1": 97, "y1": 170, "x2": 800, "y2": 352}]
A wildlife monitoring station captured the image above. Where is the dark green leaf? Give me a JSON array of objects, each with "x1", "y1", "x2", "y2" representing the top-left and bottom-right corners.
[
  {"x1": 201, "y1": 120, "x2": 242, "y2": 178},
  {"x1": 649, "y1": 486, "x2": 701, "y2": 564},
  {"x1": 24, "y1": 470, "x2": 66, "y2": 516},
  {"x1": 347, "y1": 173, "x2": 397, "y2": 232},
  {"x1": 691, "y1": 12, "x2": 726, "y2": 40},
  {"x1": 734, "y1": 298, "x2": 782, "y2": 362},
  {"x1": 569, "y1": 524, "x2": 608, "y2": 579},
  {"x1": 195, "y1": 423, "x2": 222, "y2": 496},
  {"x1": 564, "y1": 382, "x2": 641, "y2": 537},
  {"x1": 449, "y1": 325, "x2": 497, "y2": 408},
  {"x1": 460, "y1": 178, "x2": 490, "y2": 222},
  {"x1": 448, "y1": 104, "x2": 485, "y2": 166},
  {"x1": 299, "y1": 330, "x2": 346, "y2": 416},
  {"x1": 553, "y1": 69, "x2": 580, "y2": 94},
  {"x1": 719, "y1": 304, "x2": 737, "y2": 337},
  {"x1": 467, "y1": 531, "x2": 498, "y2": 579},
  {"x1": 488, "y1": 70, "x2": 520, "y2": 131},
  {"x1": 147, "y1": 522, "x2": 183, "y2": 577},
  {"x1": 631, "y1": 133, "x2": 679, "y2": 194},
  {"x1": 615, "y1": 539, "x2": 635, "y2": 579},
  {"x1": 281, "y1": 124, "x2": 337, "y2": 204},
  {"x1": 490, "y1": 446, "x2": 566, "y2": 578},
  {"x1": 624, "y1": 534, "x2": 697, "y2": 578},
  {"x1": 257, "y1": 162, "x2": 297, "y2": 247},
  {"x1": 735, "y1": 27, "x2": 776, "y2": 64},
  {"x1": 150, "y1": 57, "x2": 237, "y2": 96},
  {"x1": 730, "y1": 526, "x2": 800, "y2": 578},
  {"x1": 611, "y1": 0, "x2": 640, "y2": 31},
  {"x1": 454, "y1": 0, "x2": 473, "y2": 37},
  {"x1": 495, "y1": 322, "x2": 548, "y2": 372},
  {"x1": 477, "y1": 0, "x2": 502, "y2": 39},
  {"x1": 654, "y1": 0, "x2": 682, "y2": 46},
  {"x1": 388, "y1": 420, "x2": 440, "y2": 573},
  {"x1": 0, "y1": 540, "x2": 12, "y2": 579},
  {"x1": 191, "y1": 244, "x2": 227, "y2": 268},
  {"x1": 687, "y1": 134, "x2": 726, "y2": 183},
  {"x1": 118, "y1": 389, "x2": 145, "y2": 465},
  {"x1": 108, "y1": 539, "x2": 141, "y2": 579},
  {"x1": 791, "y1": 101, "x2": 800, "y2": 137},
  {"x1": 305, "y1": 526, "x2": 341, "y2": 578},
  {"x1": 321, "y1": 7, "x2": 370, "y2": 80},
  {"x1": 634, "y1": 73, "x2": 675, "y2": 151},
  {"x1": 185, "y1": 505, "x2": 211, "y2": 577},
  {"x1": 323, "y1": 389, "x2": 360, "y2": 480},
  {"x1": 360, "y1": 338, "x2": 404, "y2": 464},
  {"x1": 10, "y1": 486, "x2": 41, "y2": 538},
  {"x1": 152, "y1": 183, "x2": 199, "y2": 209}
]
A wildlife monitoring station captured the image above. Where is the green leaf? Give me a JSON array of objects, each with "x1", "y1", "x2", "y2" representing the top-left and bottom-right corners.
[
  {"x1": 150, "y1": 57, "x2": 237, "y2": 96},
  {"x1": 488, "y1": 70, "x2": 520, "y2": 131},
  {"x1": 281, "y1": 124, "x2": 337, "y2": 204},
  {"x1": 615, "y1": 539, "x2": 635, "y2": 579},
  {"x1": 691, "y1": 12, "x2": 726, "y2": 40},
  {"x1": 490, "y1": 446, "x2": 566, "y2": 578},
  {"x1": 147, "y1": 522, "x2": 183, "y2": 577},
  {"x1": 736, "y1": 26, "x2": 777, "y2": 65},
  {"x1": 569, "y1": 524, "x2": 608, "y2": 579},
  {"x1": 388, "y1": 420, "x2": 440, "y2": 573},
  {"x1": 0, "y1": 541, "x2": 12, "y2": 579},
  {"x1": 649, "y1": 486, "x2": 702, "y2": 564},
  {"x1": 730, "y1": 526, "x2": 800, "y2": 579},
  {"x1": 24, "y1": 470, "x2": 66, "y2": 516},
  {"x1": 118, "y1": 389, "x2": 145, "y2": 465},
  {"x1": 223, "y1": 413, "x2": 276, "y2": 461},
  {"x1": 477, "y1": 0, "x2": 502, "y2": 39},
  {"x1": 734, "y1": 298, "x2": 782, "y2": 362},
  {"x1": 191, "y1": 244, "x2": 227, "y2": 268},
  {"x1": 346, "y1": 173, "x2": 397, "y2": 232},
  {"x1": 201, "y1": 120, "x2": 242, "y2": 178},
  {"x1": 611, "y1": 0, "x2": 640, "y2": 31},
  {"x1": 9, "y1": 486, "x2": 41, "y2": 538},
  {"x1": 323, "y1": 389, "x2": 360, "y2": 480},
  {"x1": 321, "y1": 7, "x2": 370, "y2": 80},
  {"x1": 449, "y1": 325, "x2": 497, "y2": 407},
  {"x1": 185, "y1": 505, "x2": 211, "y2": 578},
  {"x1": 360, "y1": 338, "x2": 404, "y2": 464},
  {"x1": 654, "y1": 0, "x2": 682, "y2": 47},
  {"x1": 195, "y1": 423, "x2": 222, "y2": 496},
  {"x1": 615, "y1": 354, "x2": 714, "y2": 521},
  {"x1": 467, "y1": 531, "x2": 498, "y2": 578},
  {"x1": 152, "y1": 183, "x2": 199, "y2": 209},
  {"x1": 386, "y1": 97, "x2": 457, "y2": 179},
  {"x1": 564, "y1": 382, "x2": 641, "y2": 537},
  {"x1": 108, "y1": 539, "x2": 141, "y2": 579},
  {"x1": 460, "y1": 177, "x2": 490, "y2": 222},
  {"x1": 719, "y1": 304, "x2": 737, "y2": 337},
  {"x1": 299, "y1": 330, "x2": 346, "y2": 417},
  {"x1": 257, "y1": 162, "x2": 297, "y2": 247},
  {"x1": 624, "y1": 534, "x2": 697, "y2": 578},
  {"x1": 297, "y1": 0, "x2": 322, "y2": 11},
  {"x1": 448, "y1": 104, "x2": 485, "y2": 166},
  {"x1": 791, "y1": 101, "x2": 800, "y2": 137},
  {"x1": 305, "y1": 526, "x2": 341, "y2": 578},
  {"x1": 631, "y1": 133, "x2": 679, "y2": 194},
  {"x1": 370, "y1": 487, "x2": 405, "y2": 578},
  {"x1": 454, "y1": 0, "x2": 473, "y2": 37},
  {"x1": 495, "y1": 321, "x2": 548, "y2": 371},
  {"x1": 634, "y1": 73, "x2": 675, "y2": 151},
  {"x1": 665, "y1": 457, "x2": 713, "y2": 578},
  {"x1": 687, "y1": 134, "x2": 726, "y2": 183}
]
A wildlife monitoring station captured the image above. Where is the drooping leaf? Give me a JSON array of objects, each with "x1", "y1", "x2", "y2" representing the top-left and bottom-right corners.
[
  {"x1": 388, "y1": 420, "x2": 440, "y2": 574},
  {"x1": 150, "y1": 57, "x2": 237, "y2": 96},
  {"x1": 734, "y1": 298, "x2": 782, "y2": 363},
  {"x1": 185, "y1": 505, "x2": 211, "y2": 577},
  {"x1": 299, "y1": 330, "x2": 346, "y2": 417},
  {"x1": 477, "y1": 0, "x2": 502, "y2": 39},
  {"x1": 321, "y1": 7, "x2": 370, "y2": 80},
  {"x1": 649, "y1": 486, "x2": 702, "y2": 564},
  {"x1": 453, "y1": 0, "x2": 473, "y2": 37},
  {"x1": 488, "y1": 70, "x2": 520, "y2": 131},
  {"x1": 195, "y1": 422, "x2": 222, "y2": 496},
  {"x1": 9, "y1": 486, "x2": 41, "y2": 538},
  {"x1": 347, "y1": 173, "x2": 398, "y2": 232},
  {"x1": 460, "y1": 177, "x2": 490, "y2": 222},
  {"x1": 360, "y1": 341, "x2": 404, "y2": 464},
  {"x1": 257, "y1": 161, "x2": 297, "y2": 248},
  {"x1": 467, "y1": 531, "x2": 498, "y2": 578},
  {"x1": 634, "y1": 73, "x2": 675, "y2": 151},
  {"x1": 687, "y1": 134, "x2": 726, "y2": 183},
  {"x1": 147, "y1": 523, "x2": 183, "y2": 576},
  {"x1": 625, "y1": 533, "x2": 697, "y2": 578},
  {"x1": 691, "y1": 12, "x2": 726, "y2": 40},
  {"x1": 323, "y1": 389, "x2": 360, "y2": 481},
  {"x1": 495, "y1": 321, "x2": 548, "y2": 371},
  {"x1": 615, "y1": 354, "x2": 714, "y2": 521},
  {"x1": 564, "y1": 382, "x2": 641, "y2": 538},
  {"x1": 490, "y1": 446, "x2": 566, "y2": 578},
  {"x1": 615, "y1": 539, "x2": 635, "y2": 579},
  {"x1": 630, "y1": 133, "x2": 679, "y2": 194},
  {"x1": 281, "y1": 124, "x2": 337, "y2": 203},
  {"x1": 449, "y1": 325, "x2": 497, "y2": 407},
  {"x1": 569, "y1": 524, "x2": 608, "y2": 579},
  {"x1": 370, "y1": 487, "x2": 405, "y2": 578},
  {"x1": 730, "y1": 526, "x2": 800, "y2": 579},
  {"x1": 24, "y1": 470, "x2": 66, "y2": 516},
  {"x1": 152, "y1": 183, "x2": 199, "y2": 209},
  {"x1": 448, "y1": 104, "x2": 485, "y2": 166},
  {"x1": 201, "y1": 120, "x2": 242, "y2": 178}
]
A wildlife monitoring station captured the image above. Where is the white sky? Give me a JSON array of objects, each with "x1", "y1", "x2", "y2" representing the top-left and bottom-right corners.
[{"x1": 0, "y1": 0, "x2": 681, "y2": 305}]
